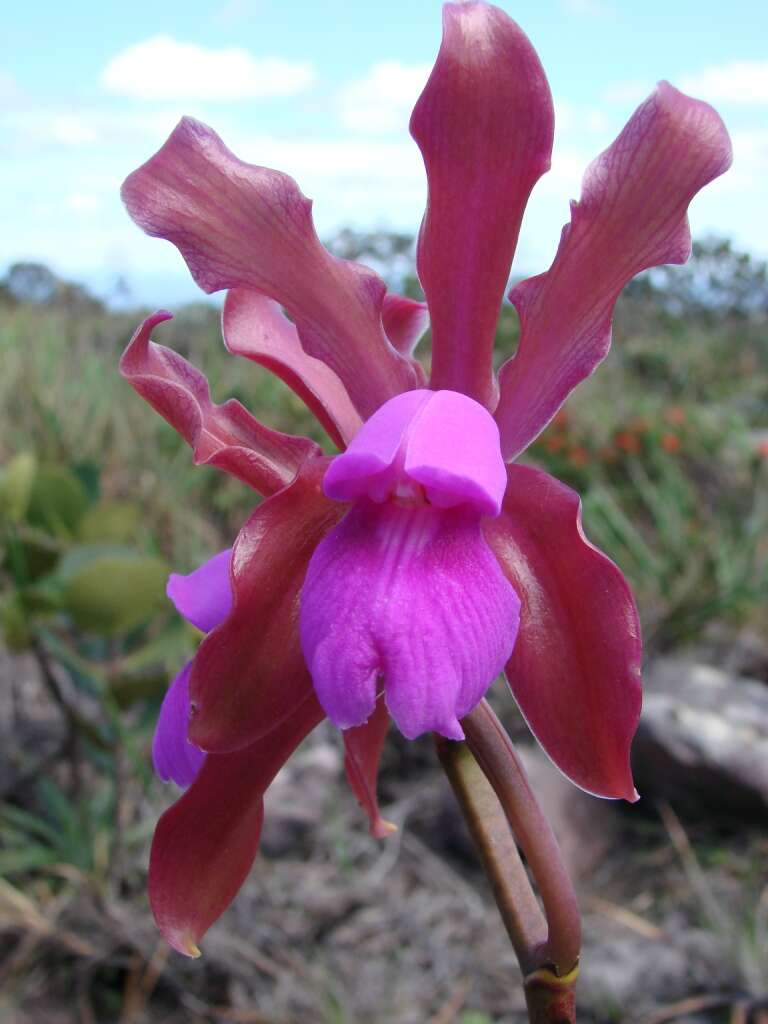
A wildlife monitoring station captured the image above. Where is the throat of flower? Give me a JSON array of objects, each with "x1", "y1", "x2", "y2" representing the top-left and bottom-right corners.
[{"x1": 373, "y1": 500, "x2": 440, "y2": 582}]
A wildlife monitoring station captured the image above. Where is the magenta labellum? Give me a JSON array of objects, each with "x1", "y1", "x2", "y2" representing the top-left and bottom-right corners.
[{"x1": 301, "y1": 390, "x2": 520, "y2": 740}]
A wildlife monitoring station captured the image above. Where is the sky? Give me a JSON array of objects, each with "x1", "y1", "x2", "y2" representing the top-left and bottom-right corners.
[{"x1": 1, "y1": 0, "x2": 766, "y2": 306}]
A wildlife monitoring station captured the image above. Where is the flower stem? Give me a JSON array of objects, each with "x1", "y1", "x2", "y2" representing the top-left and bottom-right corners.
[{"x1": 436, "y1": 699, "x2": 580, "y2": 1022}]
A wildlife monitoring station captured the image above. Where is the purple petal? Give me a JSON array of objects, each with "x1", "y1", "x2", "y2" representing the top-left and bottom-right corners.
[
  {"x1": 324, "y1": 389, "x2": 507, "y2": 517},
  {"x1": 324, "y1": 390, "x2": 431, "y2": 503},
  {"x1": 404, "y1": 390, "x2": 507, "y2": 516},
  {"x1": 122, "y1": 117, "x2": 422, "y2": 422},
  {"x1": 495, "y1": 83, "x2": 732, "y2": 459},
  {"x1": 410, "y1": 1, "x2": 554, "y2": 406},
  {"x1": 300, "y1": 500, "x2": 521, "y2": 740},
  {"x1": 166, "y1": 548, "x2": 233, "y2": 633},
  {"x1": 153, "y1": 662, "x2": 206, "y2": 787}
]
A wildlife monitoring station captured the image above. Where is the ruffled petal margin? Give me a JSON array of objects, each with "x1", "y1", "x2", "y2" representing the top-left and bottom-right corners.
[
  {"x1": 223, "y1": 288, "x2": 362, "y2": 449},
  {"x1": 188, "y1": 458, "x2": 342, "y2": 753},
  {"x1": 381, "y1": 294, "x2": 430, "y2": 358},
  {"x1": 484, "y1": 464, "x2": 642, "y2": 801},
  {"x1": 120, "y1": 311, "x2": 320, "y2": 496},
  {"x1": 149, "y1": 696, "x2": 324, "y2": 956},
  {"x1": 496, "y1": 83, "x2": 732, "y2": 459},
  {"x1": 122, "y1": 118, "x2": 422, "y2": 422},
  {"x1": 410, "y1": 1, "x2": 554, "y2": 407}
]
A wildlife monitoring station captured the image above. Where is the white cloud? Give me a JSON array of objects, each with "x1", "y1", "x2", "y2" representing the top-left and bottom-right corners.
[
  {"x1": 3, "y1": 106, "x2": 187, "y2": 152},
  {"x1": 602, "y1": 81, "x2": 652, "y2": 105},
  {"x1": 553, "y1": 99, "x2": 611, "y2": 136},
  {"x1": 680, "y1": 61, "x2": 768, "y2": 105},
  {"x1": 102, "y1": 36, "x2": 314, "y2": 102},
  {"x1": 65, "y1": 192, "x2": 105, "y2": 214},
  {"x1": 227, "y1": 133, "x2": 427, "y2": 229},
  {"x1": 339, "y1": 61, "x2": 431, "y2": 135}
]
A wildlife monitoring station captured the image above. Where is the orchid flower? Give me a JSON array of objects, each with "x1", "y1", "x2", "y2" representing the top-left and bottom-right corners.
[{"x1": 120, "y1": 1, "x2": 731, "y2": 957}]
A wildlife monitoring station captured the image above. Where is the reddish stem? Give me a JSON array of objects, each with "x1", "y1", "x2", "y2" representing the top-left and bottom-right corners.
[{"x1": 436, "y1": 699, "x2": 581, "y2": 1023}]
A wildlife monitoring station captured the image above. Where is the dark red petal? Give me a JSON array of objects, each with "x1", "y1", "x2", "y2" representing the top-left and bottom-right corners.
[
  {"x1": 496, "y1": 83, "x2": 732, "y2": 459},
  {"x1": 223, "y1": 288, "x2": 362, "y2": 449},
  {"x1": 120, "y1": 311, "x2": 320, "y2": 496},
  {"x1": 149, "y1": 696, "x2": 324, "y2": 956},
  {"x1": 381, "y1": 293, "x2": 430, "y2": 357},
  {"x1": 410, "y1": 2, "x2": 554, "y2": 406},
  {"x1": 188, "y1": 458, "x2": 344, "y2": 753},
  {"x1": 342, "y1": 697, "x2": 396, "y2": 838},
  {"x1": 122, "y1": 118, "x2": 421, "y2": 421},
  {"x1": 484, "y1": 464, "x2": 642, "y2": 801}
]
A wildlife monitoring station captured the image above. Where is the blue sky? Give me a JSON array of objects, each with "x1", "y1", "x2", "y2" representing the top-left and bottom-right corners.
[{"x1": 1, "y1": 0, "x2": 766, "y2": 305}]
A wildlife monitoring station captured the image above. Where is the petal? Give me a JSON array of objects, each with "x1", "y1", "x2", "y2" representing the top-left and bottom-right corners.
[
  {"x1": 323, "y1": 389, "x2": 432, "y2": 503},
  {"x1": 404, "y1": 390, "x2": 507, "y2": 516},
  {"x1": 324, "y1": 389, "x2": 507, "y2": 516},
  {"x1": 223, "y1": 288, "x2": 362, "y2": 449},
  {"x1": 483, "y1": 464, "x2": 642, "y2": 801},
  {"x1": 496, "y1": 83, "x2": 732, "y2": 459},
  {"x1": 381, "y1": 293, "x2": 430, "y2": 357},
  {"x1": 120, "y1": 311, "x2": 320, "y2": 496},
  {"x1": 152, "y1": 662, "x2": 206, "y2": 788},
  {"x1": 410, "y1": 2, "x2": 554, "y2": 406},
  {"x1": 300, "y1": 500, "x2": 521, "y2": 741},
  {"x1": 149, "y1": 696, "x2": 323, "y2": 956},
  {"x1": 122, "y1": 118, "x2": 422, "y2": 421},
  {"x1": 188, "y1": 458, "x2": 343, "y2": 753},
  {"x1": 166, "y1": 548, "x2": 232, "y2": 633},
  {"x1": 342, "y1": 697, "x2": 396, "y2": 839}
]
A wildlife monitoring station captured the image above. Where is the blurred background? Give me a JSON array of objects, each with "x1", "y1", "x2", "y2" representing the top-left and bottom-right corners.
[{"x1": 1, "y1": 2, "x2": 767, "y2": 1022}]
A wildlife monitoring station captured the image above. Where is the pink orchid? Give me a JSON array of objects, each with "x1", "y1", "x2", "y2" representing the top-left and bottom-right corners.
[{"x1": 120, "y1": 1, "x2": 731, "y2": 957}]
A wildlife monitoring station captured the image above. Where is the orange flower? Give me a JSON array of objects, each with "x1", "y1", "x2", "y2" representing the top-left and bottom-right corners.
[
  {"x1": 544, "y1": 434, "x2": 567, "y2": 454},
  {"x1": 615, "y1": 431, "x2": 640, "y2": 454},
  {"x1": 568, "y1": 446, "x2": 590, "y2": 468},
  {"x1": 664, "y1": 406, "x2": 686, "y2": 426},
  {"x1": 552, "y1": 410, "x2": 570, "y2": 431},
  {"x1": 661, "y1": 433, "x2": 681, "y2": 454}
]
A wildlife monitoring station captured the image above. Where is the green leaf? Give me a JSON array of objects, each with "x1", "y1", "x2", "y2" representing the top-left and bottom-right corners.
[
  {"x1": 26, "y1": 465, "x2": 90, "y2": 537},
  {"x1": 0, "y1": 846, "x2": 59, "y2": 875},
  {"x1": 0, "y1": 452, "x2": 37, "y2": 522},
  {"x1": 0, "y1": 593, "x2": 31, "y2": 650},
  {"x1": 109, "y1": 670, "x2": 169, "y2": 708},
  {"x1": 6, "y1": 523, "x2": 62, "y2": 583},
  {"x1": 78, "y1": 501, "x2": 141, "y2": 544},
  {"x1": 63, "y1": 552, "x2": 169, "y2": 635}
]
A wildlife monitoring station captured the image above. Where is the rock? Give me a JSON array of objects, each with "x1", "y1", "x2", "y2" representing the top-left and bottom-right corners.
[
  {"x1": 633, "y1": 658, "x2": 768, "y2": 817},
  {"x1": 580, "y1": 916, "x2": 736, "y2": 1020},
  {"x1": 260, "y1": 737, "x2": 342, "y2": 855}
]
